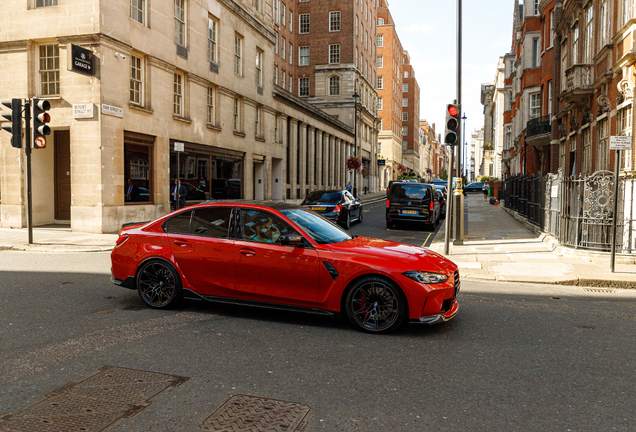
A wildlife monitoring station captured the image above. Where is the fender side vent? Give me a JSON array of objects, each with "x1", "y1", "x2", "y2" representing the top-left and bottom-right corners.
[{"x1": 322, "y1": 261, "x2": 339, "y2": 281}]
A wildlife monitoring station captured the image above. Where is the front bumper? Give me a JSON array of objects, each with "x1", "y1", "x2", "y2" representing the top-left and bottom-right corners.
[{"x1": 409, "y1": 299, "x2": 458, "y2": 325}]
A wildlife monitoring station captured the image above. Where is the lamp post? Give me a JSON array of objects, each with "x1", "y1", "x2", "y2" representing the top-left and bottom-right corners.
[
  {"x1": 462, "y1": 113, "x2": 467, "y2": 179},
  {"x1": 353, "y1": 91, "x2": 360, "y2": 197}
]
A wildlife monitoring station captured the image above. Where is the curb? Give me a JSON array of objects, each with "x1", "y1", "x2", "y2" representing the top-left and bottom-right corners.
[
  {"x1": 2, "y1": 245, "x2": 114, "y2": 253},
  {"x1": 464, "y1": 276, "x2": 636, "y2": 290}
]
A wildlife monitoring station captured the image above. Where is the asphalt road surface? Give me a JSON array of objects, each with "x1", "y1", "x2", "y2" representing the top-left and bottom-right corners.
[{"x1": 1, "y1": 207, "x2": 635, "y2": 432}]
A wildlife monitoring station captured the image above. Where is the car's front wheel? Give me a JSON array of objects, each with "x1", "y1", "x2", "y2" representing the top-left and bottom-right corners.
[
  {"x1": 344, "y1": 276, "x2": 407, "y2": 333},
  {"x1": 136, "y1": 260, "x2": 182, "y2": 308}
]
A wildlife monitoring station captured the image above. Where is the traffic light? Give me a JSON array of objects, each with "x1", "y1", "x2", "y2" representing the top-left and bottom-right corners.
[
  {"x1": 444, "y1": 103, "x2": 461, "y2": 145},
  {"x1": 31, "y1": 98, "x2": 51, "y2": 149},
  {"x1": 1, "y1": 99, "x2": 23, "y2": 148}
]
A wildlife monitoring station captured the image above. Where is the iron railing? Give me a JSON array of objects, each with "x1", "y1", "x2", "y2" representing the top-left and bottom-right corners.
[{"x1": 527, "y1": 115, "x2": 551, "y2": 138}]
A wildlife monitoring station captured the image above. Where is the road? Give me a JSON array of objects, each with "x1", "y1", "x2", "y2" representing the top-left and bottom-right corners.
[{"x1": 0, "y1": 203, "x2": 635, "y2": 431}]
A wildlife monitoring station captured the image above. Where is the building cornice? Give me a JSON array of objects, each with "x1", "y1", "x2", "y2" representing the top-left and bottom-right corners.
[{"x1": 218, "y1": 0, "x2": 276, "y2": 45}]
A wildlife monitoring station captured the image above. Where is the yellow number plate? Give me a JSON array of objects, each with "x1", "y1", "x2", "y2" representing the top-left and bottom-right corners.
[
  {"x1": 402, "y1": 210, "x2": 417, "y2": 215},
  {"x1": 312, "y1": 207, "x2": 326, "y2": 211}
]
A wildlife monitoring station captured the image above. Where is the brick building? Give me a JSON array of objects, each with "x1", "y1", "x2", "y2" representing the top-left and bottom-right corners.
[{"x1": 401, "y1": 51, "x2": 422, "y2": 176}]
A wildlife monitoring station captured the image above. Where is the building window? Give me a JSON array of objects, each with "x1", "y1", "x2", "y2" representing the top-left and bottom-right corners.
[
  {"x1": 281, "y1": 37, "x2": 286, "y2": 61},
  {"x1": 534, "y1": 0, "x2": 539, "y2": 15},
  {"x1": 275, "y1": 32, "x2": 279, "y2": 54},
  {"x1": 597, "y1": 118, "x2": 609, "y2": 170},
  {"x1": 289, "y1": 42, "x2": 293, "y2": 64},
  {"x1": 329, "y1": 44, "x2": 340, "y2": 64},
  {"x1": 402, "y1": 112, "x2": 408, "y2": 121},
  {"x1": 600, "y1": 0, "x2": 609, "y2": 46},
  {"x1": 131, "y1": 0, "x2": 144, "y2": 24},
  {"x1": 253, "y1": 0, "x2": 260, "y2": 12},
  {"x1": 377, "y1": 76, "x2": 383, "y2": 89},
  {"x1": 584, "y1": 5, "x2": 593, "y2": 62},
  {"x1": 329, "y1": 11, "x2": 341, "y2": 32},
  {"x1": 377, "y1": 55, "x2": 383, "y2": 68},
  {"x1": 550, "y1": 10, "x2": 555, "y2": 47},
  {"x1": 377, "y1": 97, "x2": 383, "y2": 110},
  {"x1": 329, "y1": 76, "x2": 340, "y2": 96},
  {"x1": 36, "y1": 0, "x2": 57, "y2": 6},
  {"x1": 356, "y1": 15, "x2": 359, "y2": 35},
  {"x1": 281, "y1": 71, "x2": 285, "y2": 89},
  {"x1": 402, "y1": 98, "x2": 408, "y2": 107},
  {"x1": 403, "y1": 83, "x2": 408, "y2": 93},
  {"x1": 124, "y1": 133, "x2": 154, "y2": 204},
  {"x1": 289, "y1": 11, "x2": 293, "y2": 31},
  {"x1": 378, "y1": 18, "x2": 384, "y2": 25},
  {"x1": 234, "y1": 35, "x2": 243, "y2": 75},
  {"x1": 299, "y1": 77, "x2": 309, "y2": 96},
  {"x1": 288, "y1": 74, "x2": 293, "y2": 92},
  {"x1": 532, "y1": 38, "x2": 539, "y2": 67},
  {"x1": 572, "y1": 23, "x2": 579, "y2": 64},
  {"x1": 299, "y1": 13, "x2": 310, "y2": 33},
  {"x1": 281, "y1": 3, "x2": 286, "y2": 26},
  {"x1": 530, "y1": 93, "x2": 541, "y2": 119},
  {"x1": 130, "y1": 55, "x2": 143, "y2": 105},
  {"x1": 255, "y1": 105, "x2": 262, "y2": 137},
  {"x1": 256, "y1": 49, "x2": 263, "y2": 86},
  {"x1": 402, "y1": 126, "x2": 408, "y2": 136},
  {"x1": 624, "y1": 0, "x2": 635, "y2": 26},
  {"x1": 377, "y1": 34, "x2": 383, "y2": 47},
  {"x1": 299, "y1": 46, "x2": 309, "y2": 66},
  {"x1": 174, "y1": 0, "x2": 186, "y2": 46},
  {"x1": 273, "y1": 0, "x2": 278, "y2": 23},
  {"x1": 404, "y1": 71, "x2": 409, "y2": 78},
  {"x1": 402, "y1": 140, "x2": 408, "y2": 150},
  {"x1": 208, "y1": 17, "x2": 218, "y2": 64},
  {"x1": 274, "y1": 66, "x2": 278, "y2": 85},
  {"x1": 582, "y1": 127, "x2": 592, "y2": 174},
  {"x1": 234, "y1": 97, "x2": 241, "y2": 131},
  {"x1": 207, "y1": 86, "x2": 216, "y2": 125},
  {"x1": 173, "y1": 72, "x2": 183, "y2": 116},
  {"x1": 39, "y1": 44, "x2": 60, "y2": 96},
  {"x1": 617, "y1": 106, "x2": 633, "y2": 169}
]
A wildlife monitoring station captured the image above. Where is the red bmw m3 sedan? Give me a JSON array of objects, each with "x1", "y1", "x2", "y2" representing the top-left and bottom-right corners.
[{"x1": 111, "y1": 201, "x2": 459, "y2": 334}]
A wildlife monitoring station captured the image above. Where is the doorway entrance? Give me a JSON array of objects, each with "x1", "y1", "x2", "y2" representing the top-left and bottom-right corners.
[{"x1": 54, "y1": 130, "x2": 71, "y2": 221}]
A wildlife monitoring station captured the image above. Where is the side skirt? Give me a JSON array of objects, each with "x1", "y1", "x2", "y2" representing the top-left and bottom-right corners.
[{"x1": 182, "y1": 289, "x2": 337, "y2": 317}]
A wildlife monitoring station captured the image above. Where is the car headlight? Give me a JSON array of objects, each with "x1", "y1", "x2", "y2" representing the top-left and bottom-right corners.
[{"x1": 403, "y1": 271, "x2": 448, "y2": 284}]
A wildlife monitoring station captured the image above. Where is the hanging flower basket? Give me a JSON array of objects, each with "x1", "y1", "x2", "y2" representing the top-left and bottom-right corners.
[
  {"x1": 397, "y1": 164, "x2": 408, "y2": 173},
  {"x1": 346, "y1": 156, "x2": 362, "y2": 171}
]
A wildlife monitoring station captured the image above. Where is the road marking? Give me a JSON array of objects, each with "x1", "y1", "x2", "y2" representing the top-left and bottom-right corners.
[
  {"x1": 421, "y1": 233, "x2": 432, "y2": 247},
  {"x1": 362, "y1": 198, "x2": 387, "y2": 205}
]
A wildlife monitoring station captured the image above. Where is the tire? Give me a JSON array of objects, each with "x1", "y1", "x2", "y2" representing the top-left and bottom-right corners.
[
  {"x1": 386, "y1": 220, "x2": 393, "y2": 229},
  {"x1": 136, "y1": 260, "x2": 182, "y2": 309},
  {"x1": 344, "y1": 276, "x2": 407, "y2": 333}
]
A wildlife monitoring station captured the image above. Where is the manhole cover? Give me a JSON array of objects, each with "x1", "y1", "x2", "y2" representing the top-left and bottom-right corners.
[
  {"x1": 582, "y1": 288, "x2": 617, "y2": 293},
  {"x1": 0, "y1": 366, "x2": 188, "y2": 432},
  {"x1": 200, "y1": 395, "x2": 310, "y2": 432}
]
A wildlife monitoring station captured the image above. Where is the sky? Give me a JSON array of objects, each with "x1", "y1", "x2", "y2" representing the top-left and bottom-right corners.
[{"x1": 388, "y1": 0, "x2": 514, "y2": 152}]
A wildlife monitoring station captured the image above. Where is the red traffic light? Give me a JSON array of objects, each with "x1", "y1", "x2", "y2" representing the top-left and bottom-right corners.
[{"x1": 448, "y1": 105, "x2": 459, "y2": 117}]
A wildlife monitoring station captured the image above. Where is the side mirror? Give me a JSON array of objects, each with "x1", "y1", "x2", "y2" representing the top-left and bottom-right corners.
[{"x1": 280, "y1": 234, "x2": 304, "y2": 247}]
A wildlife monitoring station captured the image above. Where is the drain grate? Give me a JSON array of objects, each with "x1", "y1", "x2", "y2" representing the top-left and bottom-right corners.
[
  {"x1": 200, "y1": 395, "x2": 310, "y2": 432},
  {"x1": 582, "y1": 288, "x2": 617, "y2": 293},
  {"x1": 0, "y1": 366, "x2": 187, "y2": 432}
]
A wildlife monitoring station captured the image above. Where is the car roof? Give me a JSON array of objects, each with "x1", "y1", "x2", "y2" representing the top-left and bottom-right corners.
[{"x1": 199, "y1": 200, "x2": 305, "y2": 211}]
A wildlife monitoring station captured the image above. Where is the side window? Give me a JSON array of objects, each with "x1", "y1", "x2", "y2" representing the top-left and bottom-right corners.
[
  {"x1": 191, "y1": 207, "x2": 232, "y2": 238},
  {"x1": 165, "y1": 211, "x2": 193, "y2": 234},
  {"x1": 241, "y1": 209, "x2": 297, "y2": 244}
]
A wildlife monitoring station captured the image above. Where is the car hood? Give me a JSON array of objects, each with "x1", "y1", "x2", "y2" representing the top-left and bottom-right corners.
[{"x1": 324, "y1": 236, "x2": 456, "y2": 274}]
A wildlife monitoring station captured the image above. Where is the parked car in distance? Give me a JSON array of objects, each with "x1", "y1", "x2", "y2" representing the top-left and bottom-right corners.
[
  {"x1": 464, "y1": 182, "x2": 486, "y2": 193},
  {"x1": 111, "y1": 201, "x2": 460, "y2": 334},
  {"x1": 435, "y1": 189, "x2": 446, "y2": 219},
  {"x1": 211, "y1": 179, "x2": 241, "y2": 199},
  {"x1": 386, "y1": 182, "x2": 440, "y2": 230},
  {"x1": 182, "y1": 182, "x2": 206, "y2": 201},
  {"x1": 301, "y1": 190, "x2": 362, "y2": 229}
]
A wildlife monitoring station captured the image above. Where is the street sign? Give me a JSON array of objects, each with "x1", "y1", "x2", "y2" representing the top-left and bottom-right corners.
[
  {"x1": 377, "y1": 159, "x2": 386, "y2": 166},
  {"x1": 34, "y1": 136, "x2": 46, "y2": 148},
  {"x1": 101, "y1": 104, "x2": 123, "y2": 118},
  {"x1": 69, "y1": 44, "x2": 95, "y2": 76},
  {"x1": 610, "y1": 135, "x2": 631, "y2": 150},
  {"x1": 174, "y1": 142, "x2": 184, "y2": 152},
  {"x1": 73, "y1": 104, "x2": 94, "y2": 119}
]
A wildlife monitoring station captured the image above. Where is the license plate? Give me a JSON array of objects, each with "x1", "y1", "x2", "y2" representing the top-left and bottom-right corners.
[
  {"x1": 312, "y1": 207, "x2": 326, "y2": 211},
  {"x1": 401, "y1": 210, "x2": 417, "y2": 215}
]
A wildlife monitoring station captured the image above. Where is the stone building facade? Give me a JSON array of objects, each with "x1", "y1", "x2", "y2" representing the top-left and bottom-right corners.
[
  {"x1": 401, "y1": 51, "x2": 422, "y2": 176},
  {"x1": 0, "y1": 0, "x2": 358, "y2": 233}
]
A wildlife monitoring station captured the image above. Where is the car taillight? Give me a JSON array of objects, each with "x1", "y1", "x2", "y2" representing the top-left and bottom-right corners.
[
  {"x1": 429, "y1": 202, "x2": 434, "y2": 211},
  {"x1": 116, "y1": 234, "x2": 129, "y2": 246},
  {"x1": 334, "y1": 204, "x2": 343, "y2": 213},
  {"x1": 386, "y1": 200, "x2": 390, "y2": 208}
]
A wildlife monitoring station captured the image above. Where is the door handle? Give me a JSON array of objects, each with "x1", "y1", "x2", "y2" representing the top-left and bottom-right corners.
[
  {"x1": 240, "y1": 248, "x2": 256, "y2": 256},
  {"x1": 174, "y1": 239, "x2": 189, "y2": 247}
]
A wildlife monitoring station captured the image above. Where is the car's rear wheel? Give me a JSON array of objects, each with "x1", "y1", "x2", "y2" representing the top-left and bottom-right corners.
[
  {"x1": 386, "y1": 220, "x2": 393, "y2": 229},
  {"x1": 136, "y1": 260, "x2": 182, "y2": 308},
  {"x1": 343, "y1": 211, "x2": 351, "y2": 230},
  {"x1": 344, "y1": 276, "x2": 407, "y2": 333}
]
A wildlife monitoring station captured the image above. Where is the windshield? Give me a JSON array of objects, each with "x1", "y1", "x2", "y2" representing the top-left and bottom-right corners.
[
  {"x1": 304, "y1": 191, "x2": 342, "y2": 204},
  {"x1": 281, "y1": 209, "x2": 352, "y2": 245},
  {"x1": 389, "y1": 184, "x2": 431, "y2": 200}
]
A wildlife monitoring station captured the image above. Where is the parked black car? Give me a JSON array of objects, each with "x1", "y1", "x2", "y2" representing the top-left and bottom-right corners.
[
  {"x1": 211, "y1": 179, "x2": 241, "y2": 199},
  {"x1": 464, "y1": 181, "x2": 486, "y2": 193},
  {"x1": 301, "y1": 190, "x2": 363, "y2": 229},
  {"x1": 386, "y1": 182, "x2": 440, "y2": 230},
  {"x1": 182, "y1": 182, "x2": 206, "y2": 200}
]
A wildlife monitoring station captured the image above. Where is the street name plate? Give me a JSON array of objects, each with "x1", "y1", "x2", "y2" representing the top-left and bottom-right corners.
[
  {"x1": 73, "y1": 104, "x2": 94, "y2": 119},
  {"x1": 101, "y1": 104, "x2": 123, "y2": 118},
  {"x1": 610, "y1": 135, "x2": 631, "y2": 150},
  {"x1": 174, "y1": 142, "x2": 184, "y2": 152}
]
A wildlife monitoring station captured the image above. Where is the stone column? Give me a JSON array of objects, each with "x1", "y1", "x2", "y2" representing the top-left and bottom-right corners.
[
  {"x1": 334, "y1": 138, "x2": 340, "y2": 188},
  {"x1": 341, "y1": 140, "x2": 346, "y2": 189},
  {"x1": 298, "y1": 122, "x2": 307, "y2": 197},
  {"x1": 323, "y1": 134, "x2": 330, "y2": 188},
  {"x1": 243, "y1": 152, "x2": 254, "y2": 200},
  {"x1": 308, "y1": 127, "x2": 316, "y2": 190},
  {"x1": 280, "y1": 115, "x2": 289, "y2": 191},
  {"x1": 316, "y1": 130, "x2": 323, "y2": 188},
  {"x1": 264, "y1": 156, "x2": 272, "y2": 200},
  {"x1": 289, "y1": 118, "x2": 299, "y2": 199}
]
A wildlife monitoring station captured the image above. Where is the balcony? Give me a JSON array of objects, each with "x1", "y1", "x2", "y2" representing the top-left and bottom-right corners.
[
  {"x1": 526, "y1": 115, "x2": 551, "y2": 147},
  {"x1": 502, "y1": 149, "x2": 512, "y2": 161},
  {"x1": 561, "y1": 64, "x2": 594, "y2": 105}
]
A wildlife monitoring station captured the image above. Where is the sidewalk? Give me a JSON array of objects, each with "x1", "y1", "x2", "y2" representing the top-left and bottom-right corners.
[
  {"x1": 0, "y1": 227, "x2": 117, "y2": 253},
  {"x1": 429, "y1": 194, "x2": 636, "y2": 289}
]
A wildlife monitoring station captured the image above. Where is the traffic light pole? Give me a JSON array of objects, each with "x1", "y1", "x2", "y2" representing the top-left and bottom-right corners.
[
  {"x1": 25, "y1": 100, "x2": 33, "y2": 245},
  {"x1": 453, "y1": 0, "x2": 464, "y2": 246}
]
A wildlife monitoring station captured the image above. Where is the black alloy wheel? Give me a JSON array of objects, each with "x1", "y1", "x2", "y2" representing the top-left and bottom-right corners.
[
  {"x1": 136, "y1": 260, "x2": 182, "y2": 308},
  {"x1": 345, "y1": 276, "x2": 407, "y2": 333}
]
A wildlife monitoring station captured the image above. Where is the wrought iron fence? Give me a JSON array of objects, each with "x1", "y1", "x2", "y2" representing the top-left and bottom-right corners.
[
  {"x1": 527, "y1": 115, "x2": 551, "y2": 138},
  {"x1": 504, "y1": 170, "x2": 636, "y2": 254}
]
